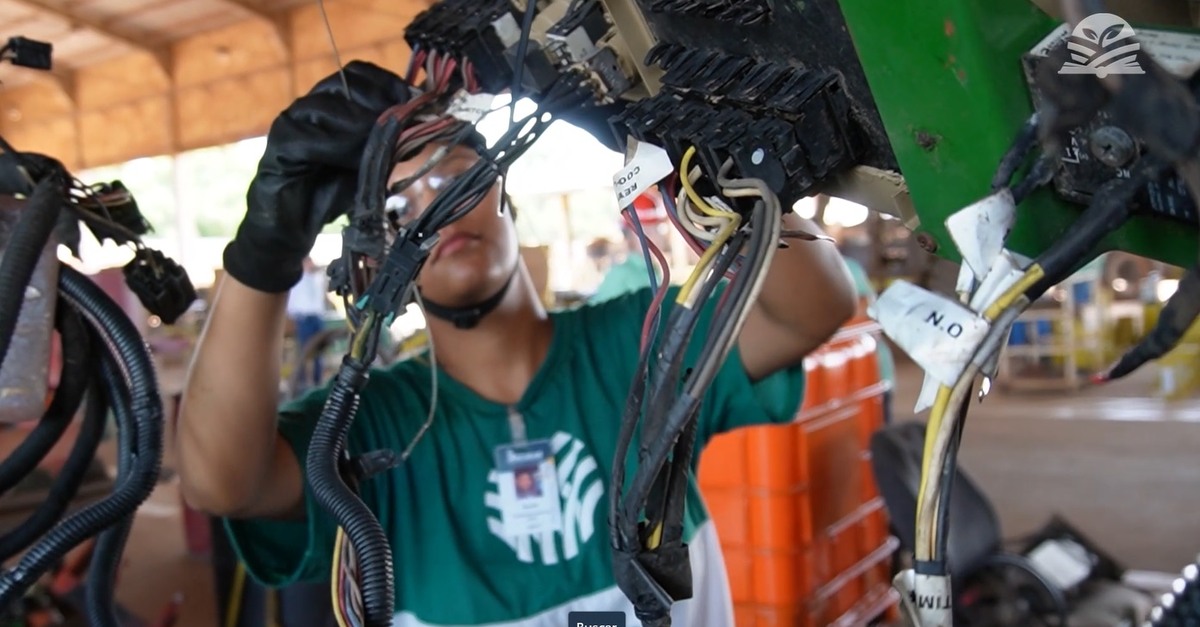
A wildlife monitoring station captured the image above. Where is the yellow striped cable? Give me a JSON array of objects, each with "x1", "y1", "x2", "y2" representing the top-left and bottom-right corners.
[
  {"x1": 331, "y1": 527, "x2": 350, "y2": 627},
  {"x1": 915, "y1": 262, "x2": 1047, "y2": 560}
]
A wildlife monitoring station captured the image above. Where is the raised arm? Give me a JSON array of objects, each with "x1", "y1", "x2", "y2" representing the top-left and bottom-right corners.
[
  {"x1": 176, "y1": 61, "x2": 413, "y2": 518},
  {"x1": 737, "y1": 212, "x2": 857, "y2": 381}
]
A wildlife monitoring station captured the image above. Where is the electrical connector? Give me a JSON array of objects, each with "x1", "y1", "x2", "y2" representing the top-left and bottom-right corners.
[
  {"x1": 362, "y1": 233, "x2": 439, "y2": 319},
  {"x1": 1, "y1": 37, "x2": 52, "y2": 71},
  {"x1": 611, "y1": 43, "x2": 862, "y2": 208},
  {"x1": 122, "y1": 247, "x2": 197, "y2": 325}
]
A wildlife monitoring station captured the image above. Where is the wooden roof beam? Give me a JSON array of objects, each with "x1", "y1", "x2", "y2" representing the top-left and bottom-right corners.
[
  {"x1": 214, "y1": 0, "x2": 291, "y2": 54},
  {"x1": 6, "y1": 0, "x2": 172, "y2": 76}
]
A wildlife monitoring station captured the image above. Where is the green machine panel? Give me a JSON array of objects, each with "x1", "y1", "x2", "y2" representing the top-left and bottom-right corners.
[{"x1": 834, "y1": 1, "x2": 1200, "y2": 269}]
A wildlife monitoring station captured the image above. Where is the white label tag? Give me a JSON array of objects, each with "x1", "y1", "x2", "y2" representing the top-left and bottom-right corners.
[
  {"x1": 870, "y1": 281, "x2": 991, "y2": 388},
  {"x1": 945, "y1": 189, "x2": 1016, "y2": 282},
  {"x1": 913, "y1": 573, "x2": 954, "y2": 626},
  {"x1": 914, "y1": 373, "x2": 941, "y2": 414},
  {"x1": 446, "y1": 91, "x2": 498, "y2": 124},
  {"x1": 614, "y1": 139, "x2": 675, "y2": 209},
  {"x1": 494, "y1": 441, "x2": 562, "y2": 536},
  {"x1": 1026, "y1": 538, "x2": 1093, "y2": 590},
  {"x1": 968, "y1": 251, "x2": 1026, "y2": 378},
  {"x1": 968, "y1": 251, "x2": 1026, "y2": 312},
  {"x1": 955, "y1": 261, "x2": 977, "y2": 301},
  {"x1": 892, "y1": 569, "x2": 954, "y2": 627}
]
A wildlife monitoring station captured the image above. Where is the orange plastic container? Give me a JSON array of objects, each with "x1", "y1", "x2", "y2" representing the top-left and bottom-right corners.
[{"x1": 698, "y1": 318, "x2": 898, "y2": 625}]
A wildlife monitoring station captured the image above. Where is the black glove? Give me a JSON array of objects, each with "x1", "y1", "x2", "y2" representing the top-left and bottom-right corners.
[{"x1": 223, "y1": 61, "x2": 415, "y2": 293}]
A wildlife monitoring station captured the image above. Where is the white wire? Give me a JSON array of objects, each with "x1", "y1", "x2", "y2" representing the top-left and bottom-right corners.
[
  {"x1": 675, "y1": 192, "x2": 719, "y2": 241},
  {"x1": 403, "y1": 290, "x2": 439, "y2": 461},
  {"x1": 683, "y1": 167, "x2": 733, "y2": 227}
]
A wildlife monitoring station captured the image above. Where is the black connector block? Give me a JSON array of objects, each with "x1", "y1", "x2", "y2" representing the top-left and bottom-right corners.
[
  {"x1": 644, "y1": 0, "x2": 772, "y2": 25},
  {"x1": 2, "y1": 37, "x2": 52, "y2": 71},
  {"x1": 123, "y1": 248, "x2": 197, "y2": 325},
  {"x1": 611, "y1": 43, "x2": 864, "y2": 210},
  {"x1": 405, "y1": 0, "x2": 519, "y2": 94}
]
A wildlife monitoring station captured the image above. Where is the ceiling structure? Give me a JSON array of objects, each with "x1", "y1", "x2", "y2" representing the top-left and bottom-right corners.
[{"x1": 0, "y1": 0, "x2": 428, "y2": 169}]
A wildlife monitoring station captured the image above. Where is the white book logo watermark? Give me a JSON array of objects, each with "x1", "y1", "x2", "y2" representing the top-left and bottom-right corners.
[{"x1": 1059, "y1": 13, "x2": 1145, "y2": 78}]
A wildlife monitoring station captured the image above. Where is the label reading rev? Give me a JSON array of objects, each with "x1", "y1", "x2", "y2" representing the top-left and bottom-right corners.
[
  {"x1": 613, "y1": 139, "x2": 674, "y2": 209},
  {"x1": 446, "y1": 91, "x2": 498, "y2": 124}
]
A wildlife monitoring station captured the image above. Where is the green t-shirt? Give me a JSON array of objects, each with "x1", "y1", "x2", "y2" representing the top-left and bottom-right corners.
[
  {"x1": 223, "y1": 284, "x2": 805, "y2": 626},
  {"x1": 590, "y1": 255, "x2": 657, "y2": 304}
]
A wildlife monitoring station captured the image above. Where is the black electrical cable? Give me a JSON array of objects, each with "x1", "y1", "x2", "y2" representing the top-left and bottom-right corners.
[
  {"x1": 934, "y1": 398, "x2": 969, "y2": 564},
  {"x1": 0, "y1": 297, "x2": 93, "y2": 498},
  {"x1": 643, "y1": 195, "x2": 772, "y2": 549},
  {"x1": 689, "y1": 198, "x2": 773, "y2": 394},
  {"x1": 992, "y1": 113, "x2": 1041, "y2": 193},
  {"x1": 612, "y1": 237, "x2": 742, "y2": 627},
  {"x1": 0, "y1": 172, "x2": 65, "y2": 373},
  {"x1": 86, "y1": 355, "x2": 138, "y2": 627},
  {"x1": 0, "y1": 264, "x2": 163, "y2": 608},
  {"x1": 1028, "y1": 156, "x2": 1169, "y2": 296},
  {"x1": 1098, "y1": 261, "x2": 1200, "y2": 382},
  {"x1": 618, "y1": 238, "x2": 741, "y2": 525},
  {"x1": 510, "y1": 0, "x2": 537, "y2": 109},
  {"x1": 0, "y1": 374, "x2": 107, "y2": 563},
  {"x1": 306, "y1": 351, "x2": 391, "y2": 627},
  {"x1": 1010, "y1": 154, "x2": 1058, "y2": 205},
  {"x1": 498, "y1": 0, "x2": 540, "y2": 212}
]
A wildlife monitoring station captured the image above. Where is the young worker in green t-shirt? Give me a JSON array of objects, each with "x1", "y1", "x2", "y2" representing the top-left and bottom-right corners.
[{"x1": 177, "y1": 61, "x2": 856, "y2": 627}]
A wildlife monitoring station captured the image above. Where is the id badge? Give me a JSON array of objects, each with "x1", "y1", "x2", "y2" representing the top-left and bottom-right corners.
[{"x1": 494, "y1": 439, "x2": 562, "y2": 536}]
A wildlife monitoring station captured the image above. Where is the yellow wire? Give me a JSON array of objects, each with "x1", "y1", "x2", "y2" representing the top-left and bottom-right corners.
[
  {"x1": 224, "y1": 562, "x2": 247, "y2": 627},
  {"x1": 676, "y1": 218, "x2": 738, "y2": 306},
  {"x1": 915, "y1": 385, "x2": 952, "y2": 558},
  {"x1": 331, "y1": 527, "x2": 350, "y2": 627},
  {"x1": 983, "y1": 264, "x2": 1045, "y2": 321},
  {"x1": 674, "y1": 147, "x2": 740, "y2": 305},
  {"x1": 680, "y1": 147, "x2": 737, "y2": 220},
  {"x1": 915, "y1": 262, "x2": 1047, "y2": 560},
  {"x1": 350, "y1": 310, "x2": 377, "y2": 361},
  {"x1": 647, "y1": 521, "x2": 664, "y2": 550}
]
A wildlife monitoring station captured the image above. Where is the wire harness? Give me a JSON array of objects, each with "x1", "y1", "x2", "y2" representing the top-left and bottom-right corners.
[
  {"x1": 878, "y1": 3, "x2": 1200, "y2": 624},
  {"x1": 308, "y1": 41, "x2": 597, "y2": 625},
  {"x1": 610, "y1": 144, "x2": 797, "y2": 627},
  {"x1": 0, "y1": 139, "x2": 179, "y2": 624}
]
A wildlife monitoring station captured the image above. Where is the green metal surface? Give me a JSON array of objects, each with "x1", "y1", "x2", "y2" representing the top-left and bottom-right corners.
[{"x1": 834, "y1": 1, "x2": 1199, "y2": 269}]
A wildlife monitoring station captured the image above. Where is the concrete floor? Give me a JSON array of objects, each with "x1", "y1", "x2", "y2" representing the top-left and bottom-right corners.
[
  {"x1": 91, "y1": 352, "x2": 1200, "y2": 626},
  {"x1": 890, "y1": 358, "x2": 1200, "y2": 574}
]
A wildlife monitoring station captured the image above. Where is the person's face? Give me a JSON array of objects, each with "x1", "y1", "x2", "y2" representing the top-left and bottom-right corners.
[
  {"x1": 515, "y1": 471, "x2": 533, "y2": 492},
  {"x1": 386, "y1": 143, "x2": 518, "y2": 307}
]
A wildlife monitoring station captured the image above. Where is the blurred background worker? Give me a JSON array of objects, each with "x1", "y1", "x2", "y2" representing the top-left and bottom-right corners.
[
  {"x1": 590, "y1": 189, "x2": 673, "y2": 303},
  {"x1": 285, "y1": 256, "x2": 328, "y2": 386}
]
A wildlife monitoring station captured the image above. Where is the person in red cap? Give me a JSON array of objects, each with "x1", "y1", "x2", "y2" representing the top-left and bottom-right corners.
[{"x1": 591, "y1": 189, "x2": 673, "y2": 303}]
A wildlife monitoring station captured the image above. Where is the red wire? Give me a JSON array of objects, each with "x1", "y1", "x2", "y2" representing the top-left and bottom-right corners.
[
  {"x1": 407, "y1": 49, "x2": 428, "y2": 85},
  {"x1": 623, "y1": 209, "x2": 672, "y2": 352}
]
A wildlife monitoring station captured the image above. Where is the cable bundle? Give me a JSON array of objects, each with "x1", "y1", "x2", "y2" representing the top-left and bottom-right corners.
[
  {"x1": 310, "y1": 50, "x2": 594, "y2": 625},
  {"x1": 609, "y1": 145, "x2": 785, "y2": 627},
  {"x1": 903, "y1": 1, "x2": 1200, "y2": 613},
  {"x1": 0, "y1": 149, "x2": 166, "y2": 624}
]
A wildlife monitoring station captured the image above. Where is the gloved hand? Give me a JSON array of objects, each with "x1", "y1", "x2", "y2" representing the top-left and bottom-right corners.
[{"x1": 223, "y1": 61, "x2": 414, "y2": 293}]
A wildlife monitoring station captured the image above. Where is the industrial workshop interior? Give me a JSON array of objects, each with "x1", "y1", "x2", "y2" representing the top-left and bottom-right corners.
[{"x1": 2, "y1": 0, "x2": 1200, "y2": 625}]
